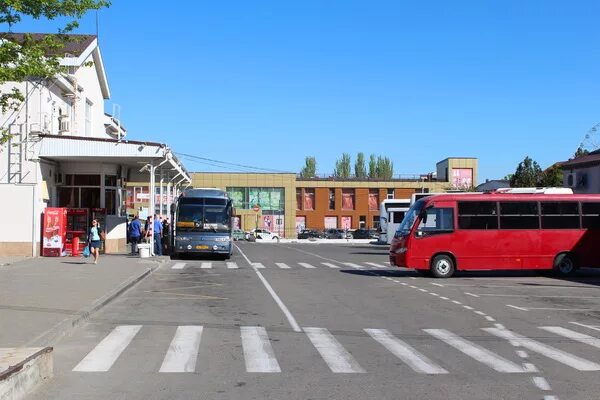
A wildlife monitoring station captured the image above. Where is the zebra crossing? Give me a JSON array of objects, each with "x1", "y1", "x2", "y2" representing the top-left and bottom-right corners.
[
  {"x1": 169, "y1": 260, "x2": 390, "y2": 270},
  {"x1": 71, "y1": 323, "x2": 600, "y2": 375}
]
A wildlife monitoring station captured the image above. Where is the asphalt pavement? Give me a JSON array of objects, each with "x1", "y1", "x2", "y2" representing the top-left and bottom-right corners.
[{"x1": 29, "y1": 242, "x2": 600, "y2": 400}]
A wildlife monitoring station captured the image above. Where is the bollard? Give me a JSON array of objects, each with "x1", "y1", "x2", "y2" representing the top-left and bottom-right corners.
[{"x1": 72, "y1": 236, "x2": 80, "y2": 256}]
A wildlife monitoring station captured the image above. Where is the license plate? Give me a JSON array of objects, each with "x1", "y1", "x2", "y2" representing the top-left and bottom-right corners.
[{"x1": 195, "y1": 245, "x2": 209, "y2": 250}]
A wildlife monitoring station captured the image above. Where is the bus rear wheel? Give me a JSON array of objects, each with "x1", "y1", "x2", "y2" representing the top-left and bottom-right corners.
[
  {"x1": 431, "y1": 255, "x2": 455, "y2": 278},
  {"x1": 553, "y1": 253, "x2": 576, "y2": 276}
]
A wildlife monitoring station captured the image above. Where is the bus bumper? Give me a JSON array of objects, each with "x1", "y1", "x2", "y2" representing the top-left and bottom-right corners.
[{"x1": 175, "y1": 241, "x2": 232, "y2": 255}]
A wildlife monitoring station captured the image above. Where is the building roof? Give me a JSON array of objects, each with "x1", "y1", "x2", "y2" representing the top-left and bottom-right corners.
[
  {"x1": 1, "y1": 33, "x2": 96, "y2": 57},
  {"x1": 560, "y1": 149, "x2": 600, "y2": 169}
]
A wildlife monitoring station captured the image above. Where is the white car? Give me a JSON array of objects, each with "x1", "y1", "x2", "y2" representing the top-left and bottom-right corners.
[{"x1": 252, "y1": 229, "x2": 280, "y2": 241}]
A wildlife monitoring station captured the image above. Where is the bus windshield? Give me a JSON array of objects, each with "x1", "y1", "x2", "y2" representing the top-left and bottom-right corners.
[
  {"x1": 177, "y1": 198, "x2": 231, "y2": 233},
  {"x1": 396, "y1": 200, "x2": 425, "y2": 236}
]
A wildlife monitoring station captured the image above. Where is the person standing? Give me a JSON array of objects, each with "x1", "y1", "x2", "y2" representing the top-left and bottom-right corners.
[
  {"x1": 88, "y1": 219, "x2": 103, "y2": 264},
  {"x1": 129, "y1": 215, "x2": 143, "y2": 255},
  {"x1": 153, "y1": 214, "x2": 163, "y2": 256}
]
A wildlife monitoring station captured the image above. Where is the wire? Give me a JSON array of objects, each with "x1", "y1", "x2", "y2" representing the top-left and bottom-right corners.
[{"x1": 176, "y1": 152, "x2": 293, "y2": 173}]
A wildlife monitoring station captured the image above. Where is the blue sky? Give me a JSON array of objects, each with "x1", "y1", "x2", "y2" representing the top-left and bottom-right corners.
[{"x1": 11, "y1": 1, "x2": 600, "y2": 181}]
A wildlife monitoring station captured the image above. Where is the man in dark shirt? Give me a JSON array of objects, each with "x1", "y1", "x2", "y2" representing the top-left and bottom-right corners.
[{"x1": 129, "y1": 215, "x2": 143, "y2": 255}]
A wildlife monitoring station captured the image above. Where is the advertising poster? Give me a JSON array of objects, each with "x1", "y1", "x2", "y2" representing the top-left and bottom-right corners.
[
  {"x1": 341, "y1": 216, "x2": 352, "y2": 230},
  {"x1": 263, "y1": 215, "x2": 273, "y2": 231},
  {"x1": 233, "y1": 217, "x2": 241, "y2": 230},
  {"x1": 249, "y1": 189, "x2": 260, "y2": 209},
  {"x1": 229, "y1": 189, "x2": 244, "y2": 208},
  {"x1": 43, "y1": 208, "x2": 65, "y2": 250},
  {"x1": 270, "y1": 190, "x2": 282, "y2": 211},
  {"x1": 324, "y1": 216, "x2": 337, "y2": 229},
  {"x1": 295, "y1": 217, "x2": 306, "y2": 233},
  {"x1": 259, "y1": 190, "x2": 271, "y2": 210},
  {"x1": 452, "y1": 168, "x2": 473, "y2": 189}
]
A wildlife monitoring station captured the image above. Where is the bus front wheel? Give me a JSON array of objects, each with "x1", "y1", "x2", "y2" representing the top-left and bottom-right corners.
[
  {"x1": 431, "y1": 255, "x2": 455, "y2": 278},
  {"x1": 553, "y1": 253, "x2": 576, "y2": 276}
]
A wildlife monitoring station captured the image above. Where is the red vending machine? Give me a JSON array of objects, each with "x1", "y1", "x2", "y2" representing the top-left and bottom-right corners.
[
  {"x1": 66, "y1": 208, "x2": 89, "y2": 256},
  {"x1": 42, "y1": 208, "x2": 67, "y2": 257}
]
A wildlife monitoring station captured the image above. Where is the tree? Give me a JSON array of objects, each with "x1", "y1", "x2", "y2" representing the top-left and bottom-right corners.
[
  {"x1": 573, "y1": 146, "x2": 589, "y2": 159},
  {"x1": 368, "y1": 154, "x2": 377, "y2": 178},
  {"x1": 299, "y1": 156, "x2": 317, "y2": 178},
  {"x1": 333, "y1": 153, "x2": 351, "y2": 178},
  {"x1": 0, "y1": 0, "x2": 110, "y2": 144},
  {"x1": 354, "y1": 152, "x2": 366, "y2": 179},
  {"x1": 538, "y1": 164, "x2": 564, "y2": 187},
  {"x1": 376, "y1": 156, "x2": 394, "y2": 180},
  {"x1": 510, "y1": 156, "x2": 543, "y2": 187}
]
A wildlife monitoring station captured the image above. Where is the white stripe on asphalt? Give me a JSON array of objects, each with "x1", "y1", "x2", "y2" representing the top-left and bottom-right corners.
[
  {"x1": 431, "y1": 283, "x2": 444, "y2": 287},
  {"x1": 506, "y1": 305, "x2": 529, "y2": 311},
  {"x1": 275, "y1": 263, "x2": 291, "y2": 269},
  {"x1": 227, "y1": 262, "x2": 238, "y2": 269},
  {"x1": 73, "y1": 325, "x2": 142, "y2": 372},
  {"x1": 465, "y1": 292, "x2": 479, "y2": 298},
  {"x1": 343, "y1": 263, "x2": 364, "y2": 269},
  {"x1": 365, "y1": 262, "x2": 387, "y2": 268},
  {"x1": 365, "y1": 329, "x2": 448, "y2": 374},
  {"x1": 241, "y1": 326, "x2": 281, "y2": 373},
  {"x1": 299, "y1": 262, "x2": 317, "y2": 269},
  {"x1": 424, "y1": 329, "x2": 526, "y2": 373},
  {"x1": 570, "y1": 321, "x2": 600, "y2": 332},
  {"x1": 540, "y1": 326, "x2": 600, "y2": 349},
  {"x1": 532, "y1": 377, "x2": 551, "y2": 391},
  {"x1": 321, "y1": 262, "x2": 340, "y2": 269},
  {"x1": 304, "y1": 327, "x2": 365, "y2": 373},
  {"x1": 483, "y1": 328, "x2": 600, "y2": 371},
  {"x1": 201, "y1": 262, "x2": 212, "y2": 269},
  {"x1": 171, "y1": 263, "x2": 186, "y2": 270},
  {"x1": 252, "y1": 263, "x2": 265, "y2": 269},
  {"x1": 159, "y1": 326, "x2": 203, "y2": 373}
]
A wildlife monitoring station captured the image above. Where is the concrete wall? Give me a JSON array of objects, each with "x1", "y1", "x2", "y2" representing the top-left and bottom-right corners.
[{"x1": 0, "y1": 185, "x2": 35, "y2": 256}]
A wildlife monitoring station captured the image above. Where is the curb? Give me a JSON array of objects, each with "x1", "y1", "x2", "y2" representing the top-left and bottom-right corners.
[
  {"x1": 25, "y1": 262, "x2": 162, "y2": 348},
  {"x1": 0, "y1": 347, "x2": 53, "y2": 400}
]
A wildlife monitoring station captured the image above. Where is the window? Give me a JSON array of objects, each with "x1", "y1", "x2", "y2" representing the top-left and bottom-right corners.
[
  {"x1": 499, "y1": 202, "x2": 539, "y2": 229},
  {"x1": 329, "y1": 188, "x2": 335, "y2": 210},
  {"x1": 342, "y1": 189, "x2": 355, "y2": 210},
  {"x1": 80, "y1": 188, "x2": 100, "y2": 208},
  {"x1": 392, "y1": 211, "x2": 405, "y2": 223},
  {"x1": 416, "y1": 208, "x2": 454, "y2": 235},
  {"x1": 541, "y1": 202, "x2": 580, "y2": 229},
  {"x1": 58, "y1": 187, "x2": 78, "y2": 207},
  {"x1": 105, "y1": 175, "x2": 117, "y2": 186},
  {"x1": 582, "y1": 202, "x2": 600, "y2": 229},
  {"x1": 458, "y1": 201, "x2": 498, "y2": 229},
  {"x1": 304, "y1": 189, "x2": 315, "y2": 210},
  {"x1": 73, "y1": 174, "x2": 101, "y2": 186},
  {"x1": 387, "y1": 188, "x2": 394, "y2": 199},
  {"x1": 85, "y1": 99, "x2": 93, "y2": 136},
  {"x1": 372, "y1": 215, "x2": 380, "y2": 230},
  {"x1": 359, "y1": 215, "x2": 366, "y2": 228},
  {"x1": 296, "y1": 189, "x2": 302, "y2": 210},
  {"x1": 227, "y1": 187, "x2": 246, "y2": 209},
  {"x1": 105, "y1": 189, "x2": 116, "y2": 215},
  {"x1": 368, "y1": 189, "x2": 379, "y2": 211}
]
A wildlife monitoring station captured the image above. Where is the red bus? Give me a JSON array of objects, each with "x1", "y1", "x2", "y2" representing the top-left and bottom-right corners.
[{"x1": 389, "y1": 193, "x2": 600, "y2": 278}]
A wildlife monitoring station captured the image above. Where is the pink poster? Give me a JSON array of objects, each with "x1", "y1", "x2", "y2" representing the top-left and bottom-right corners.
[
  {"x1": 263, "y1": 215, "x2": 273, "y2": 231},
  {"x1": 296, "y1": 217, "x2": 306, "y2": 233},
  {"x1": 233, "y1": 217, "x2": 241, "y2": 230},
  {"x1": 341, "y1": 216, "x2": 352, "y2": 230},
  {"x1": 452, "y1": 168, "x2": 473, "y2": 189},
  {"x1": 324, "y1": 217, "x2": 337, "y2": 229}
]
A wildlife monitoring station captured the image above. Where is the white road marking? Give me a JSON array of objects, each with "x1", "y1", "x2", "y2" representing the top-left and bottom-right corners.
[
  {"x1": 540, "y1": 326, "x2": 600, "y2": 349},
  {"x1": 570, "y1": 322, "x2": 600, "y2": 333},
  {"x1": 483, "y1": 328, "x2": 600, "y2": 371},
  {"x1": 464, "y1": 292, "x2": 479, "y2": 298},
  {"x1": 471, "y1": 293, "x2": 600, "y2": 299},
  {"x1": 159, "y1": 326, "x2": 203, "y2": 373},
  {"x1": 523, "y1": 363, "x2": 538, "y2": 372},
  {"x1": 235, "y1": 244, "x2": 301, "y2": 332},
  {"x1": 227, "y1": 262, "x2": 238, "y2": 269},
  {"x1": 544, "y1": 396, "x2": 558, "y2": 400},
  {"x1": 321, "y1": 262, "x2": 340, "y2": 269},
  {"x1": 171, "y1": 263, "x2": 186, "y2": 270},
  {"x1": 275, "y1": 263, "x2": 291, "y2": 269},
  {"x1": 485, "y1": 316, "x2": 496, "y2": 322},
  {"x1": 401, "y1": 283, "x2": 408, "y2": 286},
  {"x1": 365, "y1": 329, "x2": 448, "y2": 374},
  {"x1": 200, "y1": 262, "x2": 212, "y2": 269},
  {"x1": 409, "y1": 285, "x2": 418, "y2": 289},
  {"x1": 494, "y1": 324, "x2": 506, "y2": 330},
  {"x1": 474, "y1": 311, "x2": 486, "y2": 316},
  {"x1": 532, "y1": 377, "x2": 551, "y2": 391},
  {"x1": 304, "y1": 327, "x2": 365, "y2": 373},
  {"x1": 384, "y1": 261, "x2": 391, "y2": 265},
  {"x1": 463, "y1": 305, "x2": 474, "y2": 310},
  {"x1": 430, "y1": 293, "x2": 440, "y2": 297},
  {"x1": 73, "y1": 325, "x2": 142, "y2": 372},
  {"x1": 430, "y1": 283, "x2": 444, "y2": 287},
  {"x1": 425, "y1": 329, "x2": 526, "y2": 373},
  {"x1": 298, "y1": 262, "x2": 317, "y2": 269},
  {"x1": 452, "y1": 300, "x2": 462, "y2": 305},
  {"x1": 343, "y1": 262, "x2": 364, "y2": 269},
  {"x1": 507, "y1": 305, "x2": 529, "y2": 311},
  {"x1": 252, "y1": 262, "x2": 266, "y2": 269},
  {"x1": 241, "y1": 326, "x2": 281, "y2": 373},
  {"x1": 517, "y1": 350, "x2": 528, "y2": 358},
  {"x1": 419, "y1": 288, "x2": 428, "y2": 293},
  {"x1": 410, "y1": 277, "x2": 417, "y2": 280},
  {"x1": 440, "y1": 296, "x2": 449, "y2": 300},
  {"x1": 365, "y1": 262, "x2": 387, "y2": 268}
]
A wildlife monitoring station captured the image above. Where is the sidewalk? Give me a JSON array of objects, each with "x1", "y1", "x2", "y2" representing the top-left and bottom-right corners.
[{"x1": 0, "y1": 254, "x2": 165, "y2": 348}]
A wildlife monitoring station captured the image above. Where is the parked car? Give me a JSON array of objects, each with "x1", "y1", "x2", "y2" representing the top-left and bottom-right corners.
[
  {"x1": 232, "y1": 229, "x2": 247, "y2": 241},
  {"x1": 297, "y1": 229, "x2": 324, "y2": 239},
  {"x1": 324, "y1": 228, "x2": 353, "y2": 239},
  {"x1": 252, "y1": 229, "x2": 280, "y2": 241},
  {"x1": 351, "y1": 228, "x2": 377, "y2": 239}
]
